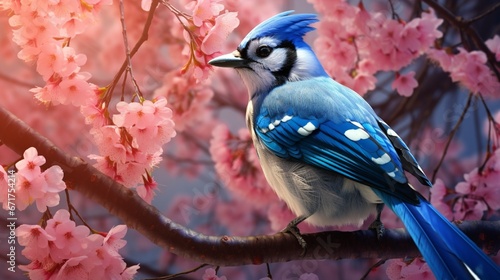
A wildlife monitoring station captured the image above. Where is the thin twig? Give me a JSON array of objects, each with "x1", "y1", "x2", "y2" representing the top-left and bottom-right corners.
[
  {"x1": 105, "y1": 0, "x2": 159, "y2": 105},
  {"x1": 64, "y1": 189, "x2": 96, "y2": 232},
  {"x1": 265, "y1": 263, "x2": 272, "y2": 279},
  {"x1": 119, "y1": 0, "x2": 143, "y2": 100},
  {"x1": 387, "y1": 0, "x2": 401, "y2": 21},
  {"x1": 360, "y1": 259, "x2": 388, "y2": 280},
  {"x1": 477, "y1": 93, "x2": 499, "y2": 172},
  {"x1": 465, "y1": 2, "x2": 500, "y2": 25},
  {"x1": 431, "y1": 92, "x2": 473, "y2": 183}
]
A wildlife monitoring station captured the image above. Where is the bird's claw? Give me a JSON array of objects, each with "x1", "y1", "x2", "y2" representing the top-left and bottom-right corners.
[
  {"x1": 369, "y1": 219, "x2": 385, "y2": 239},
  {"x1": 281, "y1": 217, "x2": 308, "y2": 256}
]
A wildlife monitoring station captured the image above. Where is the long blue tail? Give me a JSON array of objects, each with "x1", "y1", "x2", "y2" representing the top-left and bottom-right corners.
[{"x1": 375, "y1": 191, "x2": 500, "y2": 279}]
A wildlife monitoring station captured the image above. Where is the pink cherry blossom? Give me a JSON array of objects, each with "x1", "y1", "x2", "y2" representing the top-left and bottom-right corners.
[
  {"x1": 17, "y1": 224, "x2": 56, "y2": 260},
  {"x1": 485, "y1": 35, "x2": 500, "y2": 61},
  {"x1": 430, "y1": 149, "x2": 500, "y2": 222},
  {"x1": 428, "y1": 47, "x2": 500, "y2": 97},
  {"x1": 36, "y1": 43, "x2": 66, "y2": 80},
  {"x1": 92, "y1": 126, "x2": 127, "y2": 163},
  {"x1": 202, "y1": 267, "x2": 227, "y2": 280},
  {"x1": 429, "y1": 179, "x2": 453, "y2": 220},
  {"x1": 80, "y1": 94, "x2": 108, "y2": 128},
  {"x1": 392, "y1": 71, "x2": 418, "y2": 97},
  {"x1": 136, "y1": 173, "x2": 158, "y2": 203},
  {"x1": 113, "y1": 97, "x2": 176, "y2": 152},
  {"x1": 114, "y1": 101, "x2": 156, "y2": 129},
  {"x1": 103, "y1": 225, "x2": 128, "y2": 253},
  {"x1": 45, "y1": 209, "x2": 90, "y2": 254},
  {"x1": 17, "y1": 209, "x2": 139, "y2": 279},
  {"x1": 407, "y1": 9, "x2": 443, "y2": 49},
  {"x1": 13, "y1": 147, "x2": 67, "y2": 212},
  {"x1": 154, "y1": 70, "x2": 214, "y2": 131},
  {"x1": 386, "y1": 258, "x2": 434, "y2": 280},
  {"x1": 90, "y1": 98, "x2": 175, "y2": 199},
  {"x1": 202, "y1": 12, "x2": 240, "y2": 55},
  {"x1": 313, "y1": 2, "x2": 443, "y2": 96},
  {"x1": 19, "y1": 256, "x2": 60, "y2": 280},
  {"x1": 188, "y1": 0, "x2": 224, "y2": 27},
  {"x1": 56, "y1": 256, "x2": 91, "y2": 280},
  {"x1": 121, "y1": 265, "x2": 140, "y2": 280},
  {"x1": 141, "y1": 0, "x2": 153, "y2": 11},
  {"x1": 2, "y1": 0, "x2": 110, "y2": 110},
  {"x1": 170, "y1": 0, "x2": 239, "y2": 80},
  {"x1": 15, "y1": 147, "x2": 46, "y2": 180}
]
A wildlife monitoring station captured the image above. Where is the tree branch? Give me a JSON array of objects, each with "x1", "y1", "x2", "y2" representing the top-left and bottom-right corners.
[
  {"x1": 0, "y1": 105, "x2": 499, "y2": 266},
  {"x1": 422, "y1": 0, "x2": 500, "y2": 79}
]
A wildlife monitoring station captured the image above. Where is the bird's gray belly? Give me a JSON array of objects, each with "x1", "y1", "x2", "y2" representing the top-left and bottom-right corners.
[{"x1": 255, "y1": 142, "x2": 379, "y2": 227}]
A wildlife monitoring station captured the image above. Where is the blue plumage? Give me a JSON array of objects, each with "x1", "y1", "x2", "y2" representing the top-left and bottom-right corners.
[
  {"x1": 209, "y1": 11, "x2": 500, "y2": 279},
  {"x1": 239, "y1": 11, "x2": 318, "y2": 50}
]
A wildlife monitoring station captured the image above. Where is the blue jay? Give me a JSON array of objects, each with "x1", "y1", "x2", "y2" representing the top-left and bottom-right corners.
[{"x1": 209, "y1": 11, "x2": 500, "y2": 279}]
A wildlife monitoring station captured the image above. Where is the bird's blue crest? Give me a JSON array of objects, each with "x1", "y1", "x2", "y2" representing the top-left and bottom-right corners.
[{"x1": 239, "y1": 11, "x2": 318, "y2": 49}]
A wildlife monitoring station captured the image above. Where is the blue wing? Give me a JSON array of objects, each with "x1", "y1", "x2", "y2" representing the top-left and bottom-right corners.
[
  {"x1": 255, "y1": 106, "x2": 420, "y2": 204},
  {"x1": 253, "y1": 77, "x2": 500, "y2": 279}
]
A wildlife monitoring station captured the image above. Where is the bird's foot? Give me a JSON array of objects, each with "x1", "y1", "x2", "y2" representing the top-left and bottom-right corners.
[
  {"x1": 281, "y1": 215, "x2": 309, "y2": 256},
  {"x1": 369, "y1": 203, "x2": 385, "y2": 239},
  {"x1": 369, "y1": 219, "x2": 385, "y2": 239}
]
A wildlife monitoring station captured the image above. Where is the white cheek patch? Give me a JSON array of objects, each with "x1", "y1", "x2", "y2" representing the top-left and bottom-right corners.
[
  {"x1": 289, "y1": 48, "x2": 317, "y2": 81},
  {"x1": 262, "y1": 48, "x2": 288, "y2": 72}
]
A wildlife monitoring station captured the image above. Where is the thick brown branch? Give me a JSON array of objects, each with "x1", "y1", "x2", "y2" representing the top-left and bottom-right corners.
[{"x1": 0, "y1": 105, "x2": 499, "y2": 266}]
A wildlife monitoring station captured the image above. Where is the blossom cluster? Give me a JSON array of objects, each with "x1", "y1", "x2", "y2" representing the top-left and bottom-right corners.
[
  {"x1": 154, "y1": 70, "x2": 214, "y2": 132},
  {"x1": 0, "y1": 147, "x2": 66, "y2": 212},
  {"x1": 310, "y1": 0, "x2": 500, "y2": 98},
  {"x1": 182, "y1": 0, "x2": 239, "y2": 79},
  {"x1": 386, "y1": 258, "x2": 433, "y2": 280},
  {"x1": 1, "y1": 0, "x2": 112, "y2": 106},
  {"x1": 147, "y1": 0, "x2": 240, "y2": 80},
  {"x1": 209, "y1": 124, "x2": 278, "y2": 205},
  {"x1": 428, "y1": 44, "x2": 500, "y2": 98},
  {"x1": 310, "y1": 0, "x2": 443, "y2": 96},
  {"x1": 17, "y1": 209, "x2": 138, "y2": 279},
  {"x1": 90, "y1": 97, "x2": 176, "y2": 203},
  {"x1": 431, "y1": 147, "x2": 500, "y2": 221}
]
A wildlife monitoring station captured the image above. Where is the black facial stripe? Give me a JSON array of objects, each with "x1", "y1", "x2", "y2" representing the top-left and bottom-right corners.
[
  {"x1": 238, "y1": 45, "x2": 248, "y2": 59},
  {"x1": 271, "y1": 40, "x2": 297, "y2": 82}
]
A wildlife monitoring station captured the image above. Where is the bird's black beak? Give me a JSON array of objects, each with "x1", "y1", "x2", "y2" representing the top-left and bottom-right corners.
[{"x1": 208, "y1": 50, "x2": 247, "y2": 68}]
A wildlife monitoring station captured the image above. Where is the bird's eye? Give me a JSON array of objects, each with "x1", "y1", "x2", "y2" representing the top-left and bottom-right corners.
[{"x1": 256, "y1": 45, "x2": 273, "y2": 58}]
